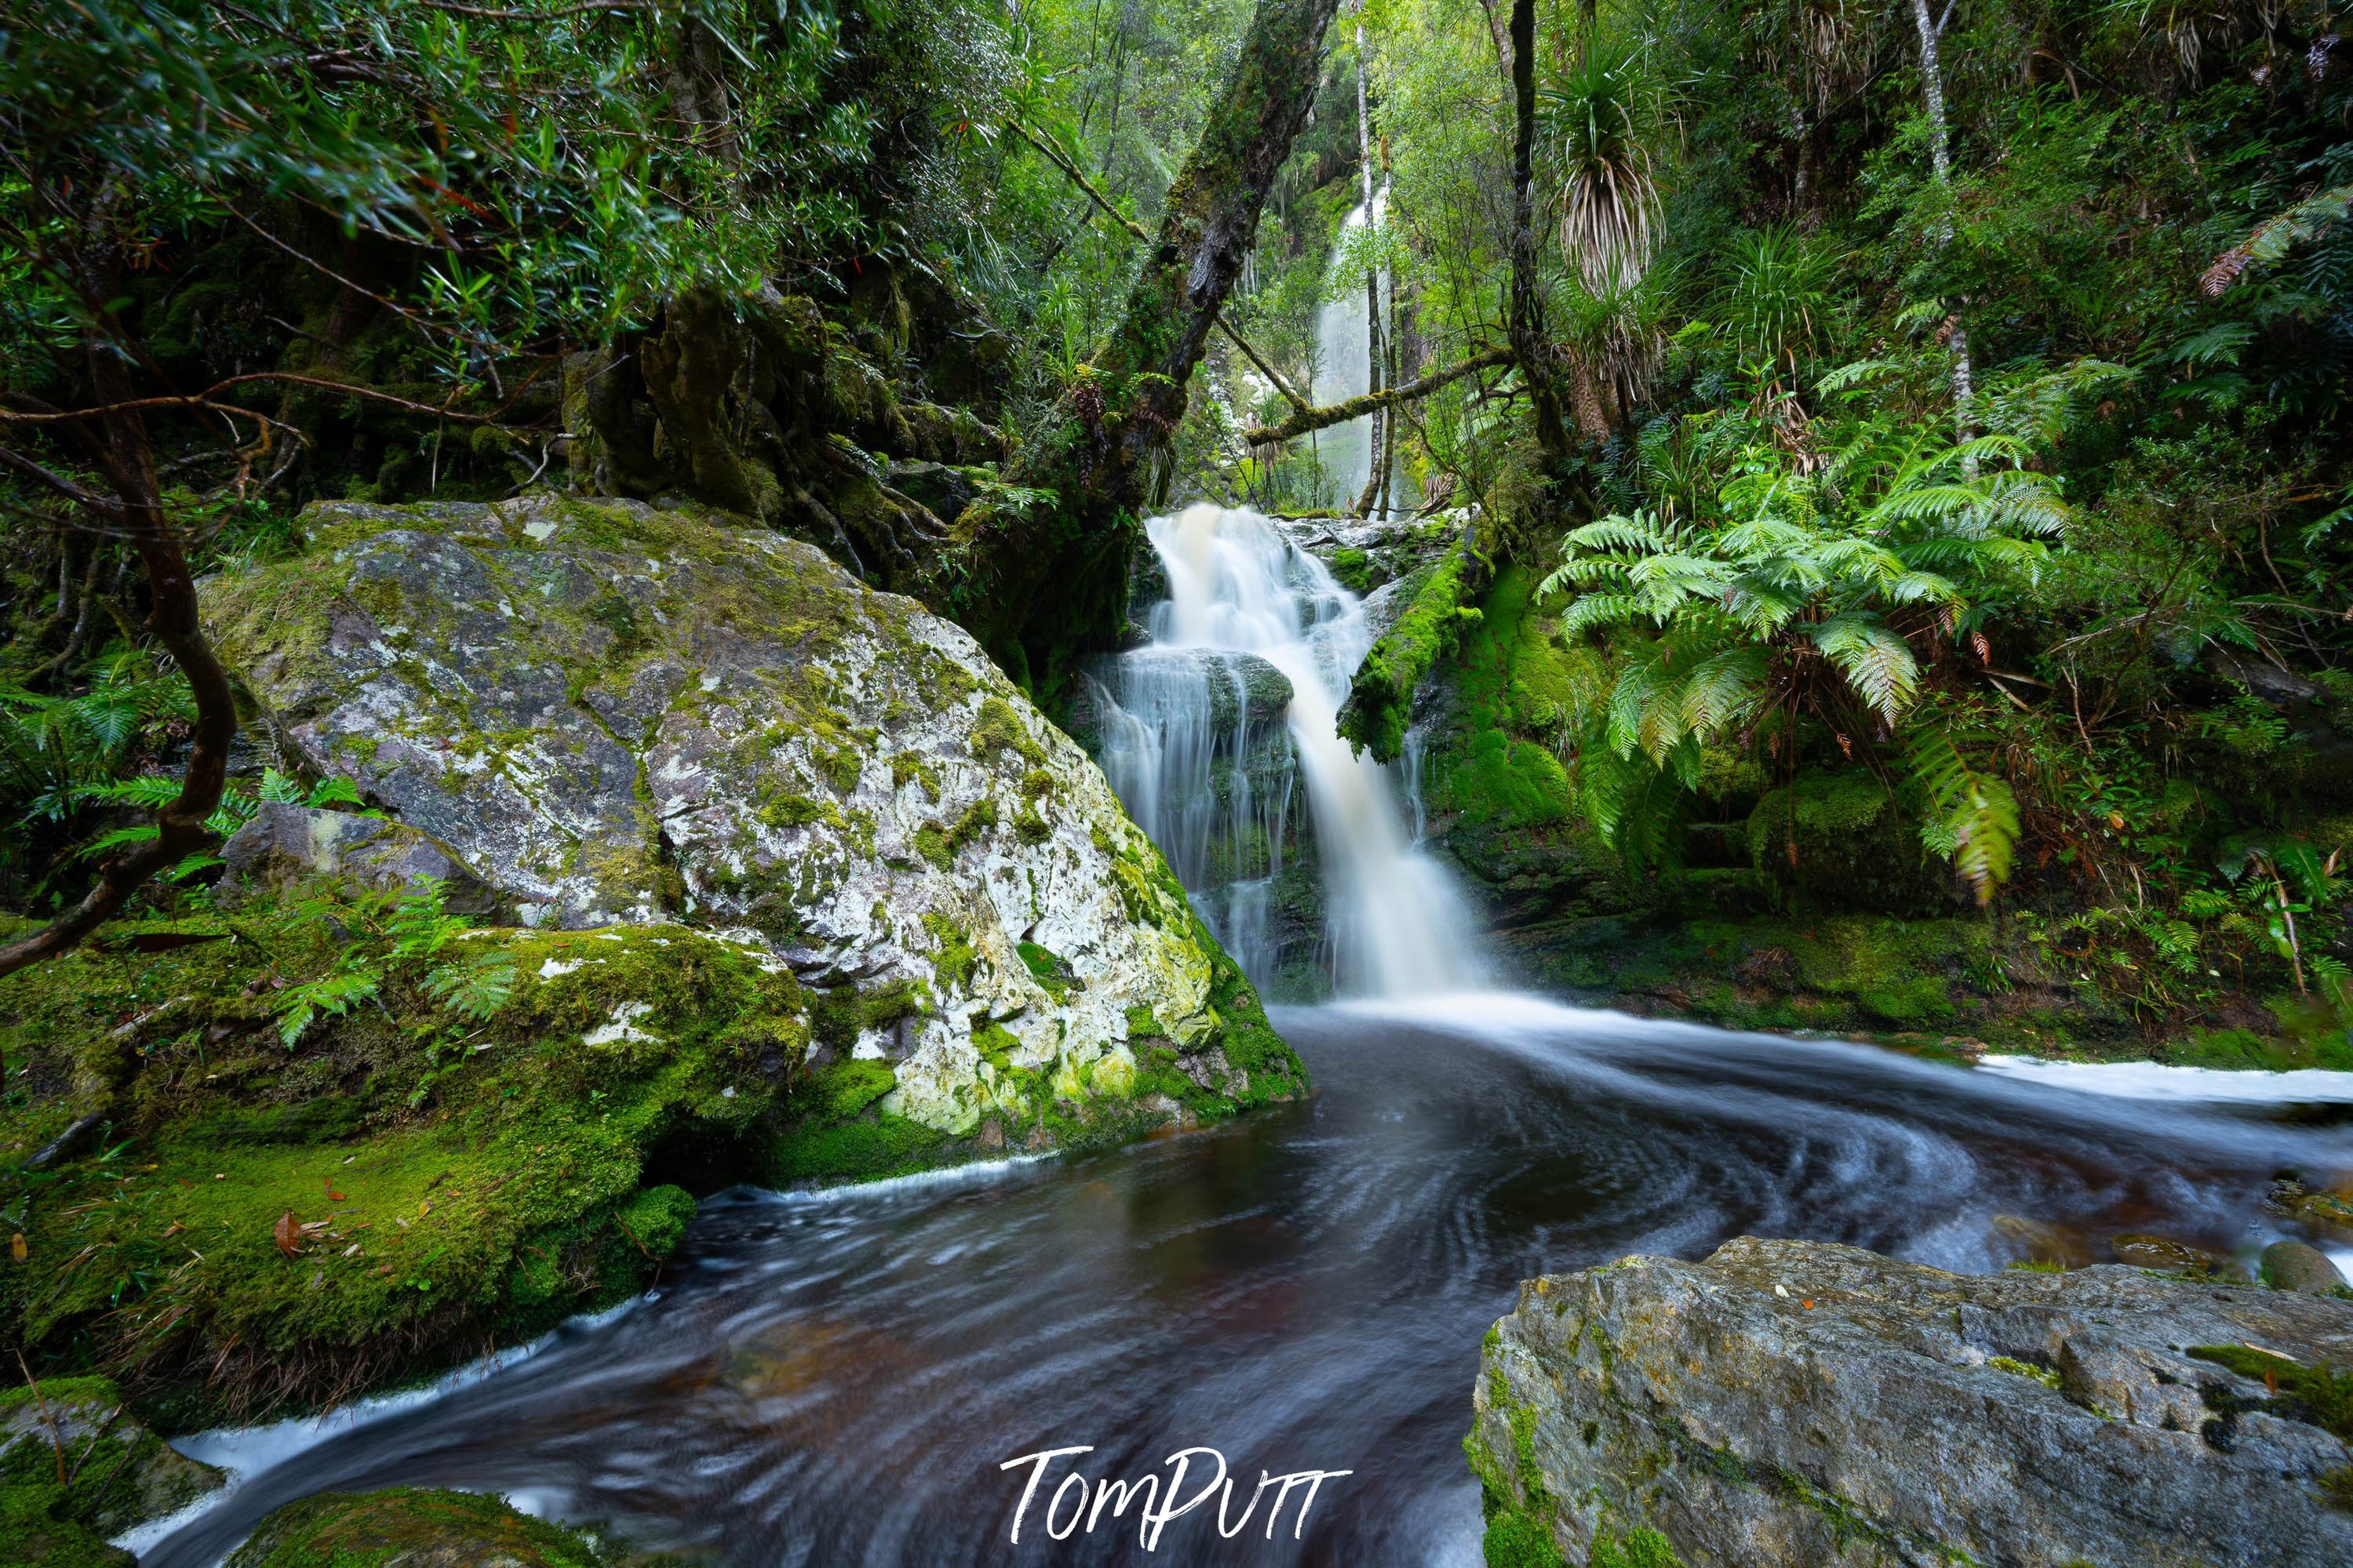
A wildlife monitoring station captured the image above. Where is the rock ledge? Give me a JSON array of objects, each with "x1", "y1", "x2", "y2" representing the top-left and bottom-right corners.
[{"x1": 1469, "y1": 1236, "x2": 2353, "y2": 1567}]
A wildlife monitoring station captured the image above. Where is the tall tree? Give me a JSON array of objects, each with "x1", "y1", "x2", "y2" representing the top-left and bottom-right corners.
[
  {"x1": 927, "y1": 0, "x2": 1344, "y2": 693},
  {"x1": 1351, "y1": 12, "x2": 1388, "y2": 518},
  {"x1": 1506, "y1": 0, "x2": 1573, "y2": 464},
  {"x1": 1909, "y1": 0, "x2": 1975, "y2": 461}
]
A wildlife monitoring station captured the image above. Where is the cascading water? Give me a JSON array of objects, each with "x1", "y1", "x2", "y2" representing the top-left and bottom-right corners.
[
  {"x1": 1091, "y1": 503, "x2": 1481, "y2": 997},
  {"x1": 1311, "y1": 189, "x2": 1389, "y2": 511}
]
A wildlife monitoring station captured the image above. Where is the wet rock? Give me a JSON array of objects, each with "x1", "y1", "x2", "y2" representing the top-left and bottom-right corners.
[
  {"x1": 1991, "y1": 1212, "x2": 2091, "y2": 1268},
  {"x1": 2262, "y1": 1239, "x2": 2348, "y2": 1293},
  {"x1": 225, "y1": 1486, "x2": 603, "y2": 1568},
  {"x1": 1469, "y1": 1236, "x2": 2353, "y2": 1568},
  {"x1": 202, "y1": 496, "x2": 1302, "y2": 1140},
  {"x1": 1, "y1": 1377, "x2": 224, "y2": 1563},
  {"x1": 2268, "y1": 1173, "x2": 2353, "y2": 1234},
  {"x1": 2111, "y1": 1232, "x2": 2224, "y2": 1275}
]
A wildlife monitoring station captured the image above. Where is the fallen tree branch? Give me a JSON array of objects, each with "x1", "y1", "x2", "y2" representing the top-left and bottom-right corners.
[{"x1": 1243, "y1": 347, "x2": 1513, "y2": 445}]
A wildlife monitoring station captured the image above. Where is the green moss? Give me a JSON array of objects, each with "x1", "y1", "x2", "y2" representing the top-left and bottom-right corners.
[
  {"x1": 1338, "y1": 537, "x2": 1488, "y2": 763},
  {"x1": 1481, "y1": 1508, "x2": 1567, "y2": 1568},
  {"x1": 1986, "y1": 1355, "x2": 2063, "y2": 1391},
  {"x1": 972, "y1": 1023, "x2": 1019, "y2": 1072},
  {"x1": 1018, "y1": 941, "x2": 1074, "y2": 1001},
  {"x1": 0, "y1": 1375, "x2": 218, "y2": 1566},
  {"x1": 225, "y1": 1486, "x2": 603, "y2": 1568},
  {"x1": 1590, "y1": 1529, "x2": 1685, "y2": 1568},
  {"x1": 1420, "y1": 564, "x2": 1579, "y2": 831},
  {"x1": 2189, "y1": 1345, "x2": 2353, "y2": 1439},
  {"x1": 889, "y1": 750, "x2": 942, "y2": 799},
  {"x1": 0, "y1": 906, "x2": 798, "y2": 1424},
  {"x1": 971, "y1": 695, "x2": 1045, "y2": 765},
  {"x1": 763, "y1": 1111, "x2": 950, "y2": 1185},
  {"x1": 922, "y1": 913, "x2": 978, "y2": 991}
]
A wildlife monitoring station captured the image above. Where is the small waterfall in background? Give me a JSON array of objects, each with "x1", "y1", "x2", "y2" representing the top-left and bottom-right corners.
[
  {"x1": 1311, "y1": 188, "x2": 1389, "y2": 512},
  {"x1": 1091, "y1": 504, "x2": 1482, "y2": 997}
]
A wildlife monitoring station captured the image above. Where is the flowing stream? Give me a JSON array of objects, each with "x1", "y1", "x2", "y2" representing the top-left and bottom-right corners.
[
  {"x1": 137, "y1": 502, "x2": 2353, "y2": 1566},
  {"x1": 144, "y1": 1002, "x2": 2353, "y2": 1566}
]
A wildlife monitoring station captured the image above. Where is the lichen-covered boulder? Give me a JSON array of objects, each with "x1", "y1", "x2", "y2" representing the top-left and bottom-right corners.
[
  {"x1": 203, "y1": 495, "x2": 1301, "y2": 1141},
  {"x1": 1, "y1": 1377, "x2": 223, "y2": 1566},
  {"x1": 1469, "y1": 1237, "x2": 2353, "y2": 1568}
]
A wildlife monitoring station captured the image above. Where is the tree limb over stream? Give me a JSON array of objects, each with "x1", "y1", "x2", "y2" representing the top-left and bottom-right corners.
[{"x1": 1242, "y1": 347, "x2": 1514, "y2": 446}]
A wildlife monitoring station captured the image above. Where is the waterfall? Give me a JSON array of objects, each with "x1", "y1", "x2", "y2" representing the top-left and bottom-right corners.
[
  {"x1": 1093, "y1": 503, "x2": 1481, "y2": 997},
  {"x1": 1312, "y1": 189, "x2": 1389, "y2": 513}
]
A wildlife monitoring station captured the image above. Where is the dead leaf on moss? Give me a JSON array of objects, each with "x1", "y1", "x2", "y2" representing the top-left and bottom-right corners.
[{"x1": 273, "y1": 1210, "x2": 301, "y2": 1257}]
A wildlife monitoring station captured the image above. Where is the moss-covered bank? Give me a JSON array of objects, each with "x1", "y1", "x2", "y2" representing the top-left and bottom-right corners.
[
  {"x1": 1409, "y1": 560, "x2": 2353, "y2": 1068},
  {"x1": 224, "y1": 1487, "x2": 616, "y2": 1568},
  {"x1": 0, "y1": 878, "x2": 1299, "y2": 1426}
]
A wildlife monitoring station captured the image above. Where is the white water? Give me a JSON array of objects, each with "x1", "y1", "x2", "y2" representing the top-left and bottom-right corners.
[
  {"x1": 1095, "y1": 503, "x2": 1481, "y2": 996},
  {"x1": 1312, "y1": 190, "x2": 1389, "y2": 512}
]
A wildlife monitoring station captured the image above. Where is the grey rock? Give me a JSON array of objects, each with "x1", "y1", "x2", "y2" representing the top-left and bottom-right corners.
[
  {"x1": 202, "y1": 495, "x2": 1268, "y2": 1135},
  {"x1": 220, "y1": 802, "x2": 499, "y2": 915},
  {"x1": 1359, "y1": 569, "x2": 1426, "y2": 642},
  {"x1": 1469, "y1": 1236, "x2": 2353, "y2": 1568},
  {"x1": 2263, "y1": 1239, "x2": 2348, "y2": 1293}
]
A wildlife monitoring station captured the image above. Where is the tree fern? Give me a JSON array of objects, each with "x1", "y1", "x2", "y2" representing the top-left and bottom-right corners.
[{"x1": 1905, "y1": 730, "x2": 2020, "y2": 904}]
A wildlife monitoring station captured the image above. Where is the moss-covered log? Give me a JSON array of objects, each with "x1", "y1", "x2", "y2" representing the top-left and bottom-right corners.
[
  {"x1": 920, "y1": 0, "x2": 1343, "y2": 699},
  {"x1": 1242, "y1": 347, "x2": 1513, "y2": 445},
  {"x1": 1335, "y1": 521, "x2": 1495, "y2": 762}
]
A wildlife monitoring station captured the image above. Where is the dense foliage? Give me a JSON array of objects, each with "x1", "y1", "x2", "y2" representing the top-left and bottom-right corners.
[{"x1": 2, "y1": 0, "x2": 2348, "y2": 1022}]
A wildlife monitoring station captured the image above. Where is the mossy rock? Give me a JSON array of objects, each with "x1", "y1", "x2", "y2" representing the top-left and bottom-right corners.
[
  {"x1": 0, "y1": 1376, "x2": 223, "y2": 1568},
  {"x1": 0, "y1": 911, "x2": 791, "y2": 1424},
  {"x1": 201, "y1": 493, "x2": 1301, "y2": 1153},
  {"x1": 224, "y1": 1487, "x2": 603, "y2": 1568}
]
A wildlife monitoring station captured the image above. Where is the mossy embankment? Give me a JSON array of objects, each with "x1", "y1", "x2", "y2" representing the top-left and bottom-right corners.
[
  {"x1": 1411, "y1": 562, "x2": 2353, "y2": 1069},
  {"x1": 0, "y1": 878, "x2": 1299, "y2": 1428}
]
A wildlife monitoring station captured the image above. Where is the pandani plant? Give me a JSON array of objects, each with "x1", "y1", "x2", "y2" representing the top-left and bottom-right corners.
[{"x1": 1538, "y1": 406, "x2": 2064, "y2": 902}]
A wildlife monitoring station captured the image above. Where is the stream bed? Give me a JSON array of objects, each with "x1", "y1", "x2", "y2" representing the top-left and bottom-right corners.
[{"x1": 144, "y1": 995, "x2": 2351, "y2": 1566}]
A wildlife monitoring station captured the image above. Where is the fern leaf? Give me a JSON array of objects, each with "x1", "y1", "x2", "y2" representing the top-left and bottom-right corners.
[
  {"x1": 1904, "y1": 729, "x2": 2020, "y2": 904},
  {"x1": 1811, "y1": 614, "x2": 1918, "y2": 722}
]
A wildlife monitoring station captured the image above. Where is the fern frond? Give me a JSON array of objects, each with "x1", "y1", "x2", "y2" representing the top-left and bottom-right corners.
[
  {"x1": 1811, "y1": 613, "x2": 1918, "y2": 722},
  {"x1": 1904, "y1": 729, "x2": 2020, "y2": 905},
  {"x1": 1674, "y1": 646, "x2": 1768, "y2": 742}
]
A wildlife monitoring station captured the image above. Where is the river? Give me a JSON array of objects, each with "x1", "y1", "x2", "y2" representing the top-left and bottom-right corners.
[{"x1": 142, "y1": 995, "x2": 2351, "y2": 1566}]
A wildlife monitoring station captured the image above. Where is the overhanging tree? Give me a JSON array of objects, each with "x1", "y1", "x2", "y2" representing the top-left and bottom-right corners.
[{"x1": 916, "y1": 0, "x2": 1345, "y2": 697}]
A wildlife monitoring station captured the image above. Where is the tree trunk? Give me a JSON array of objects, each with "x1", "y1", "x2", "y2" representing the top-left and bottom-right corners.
[
  {"x1": 0, "y1": 316, "x2": 238, "y2": 982},
  {"x1": 1508, "y1": 0, "x2": 1572, "y2": 464},
  {"x1": 927, "y1": 0, "x2": 1342, "y2": 697},
  {"x1": 1909, "y1": 0, "x2": 1973, "y2": 461},
  {"x1": 1352, "y1": 19, "x2": 1386, "y2": 518}
]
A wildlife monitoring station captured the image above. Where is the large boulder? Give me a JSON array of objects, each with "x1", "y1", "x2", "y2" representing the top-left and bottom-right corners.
[
  {"x1": 203, "y1": 494, "x2": 1301, "y2": 1141},
  {"x1": 1469, "y1": 1237, "x2": 2353, "y2": 1568}
]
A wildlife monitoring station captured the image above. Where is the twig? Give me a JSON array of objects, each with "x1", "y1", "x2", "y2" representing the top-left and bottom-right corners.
[
  {"x1": 0, "y1": 374, "x2": 508, "y2": 428},
  {"x1": 15, "y1": 1350, "x2": 67, "y2": 1484}
]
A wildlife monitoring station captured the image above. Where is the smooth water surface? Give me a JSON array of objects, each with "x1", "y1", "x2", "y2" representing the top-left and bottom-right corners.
[{"x1": 146, "y1": 997, "x2": 2352, "y2": 1567}]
